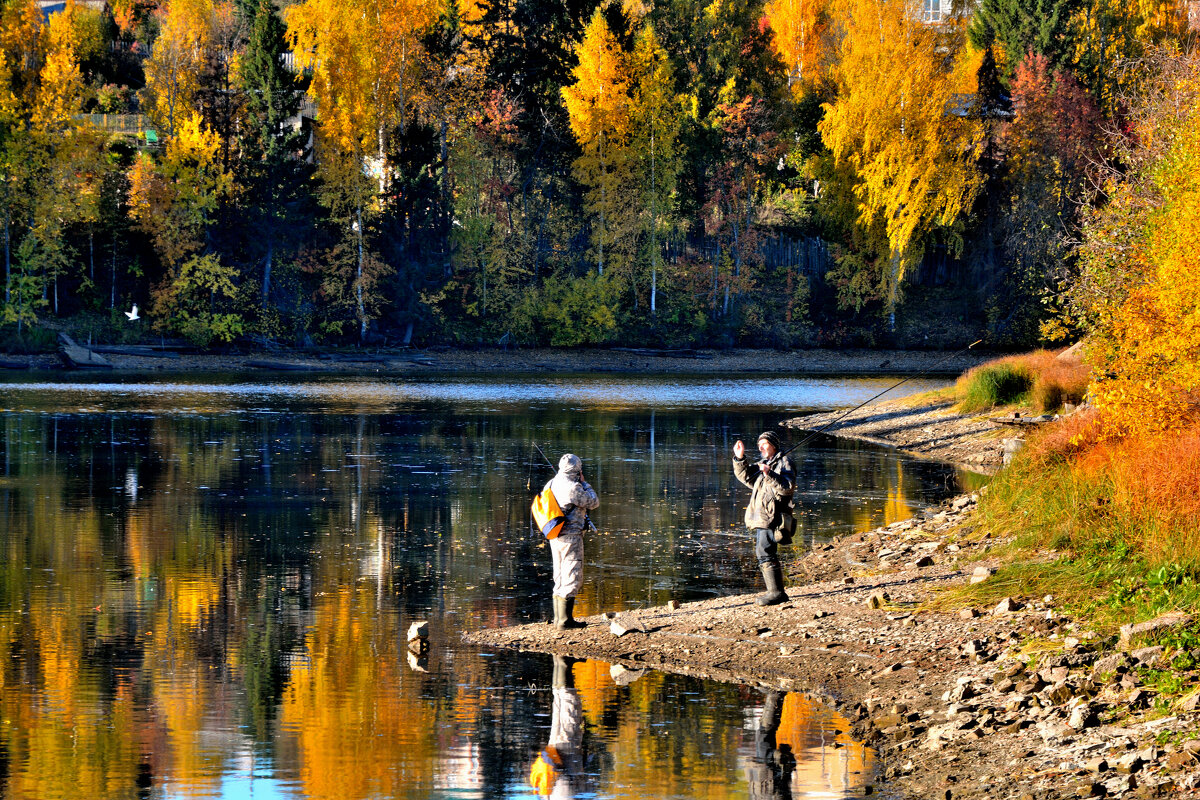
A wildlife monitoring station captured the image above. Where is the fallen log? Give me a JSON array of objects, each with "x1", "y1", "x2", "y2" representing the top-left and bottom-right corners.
[
  {"x1": 57, "y1": 333, "x2": 112, "y2": 369},
  {"x1": 0, "y1": 358, "x2": 29, "y2": 369}
]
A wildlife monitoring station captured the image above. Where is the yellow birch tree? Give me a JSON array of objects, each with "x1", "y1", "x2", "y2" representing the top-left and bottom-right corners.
[
  {"x1": 562, "y1": 8, "x2": 630, "y2": 276},
  {"x1": 765, "y1": 0, "x2": 831, "y2": 93},
  {"x1": 819, "y1": 0, "x2": 983, "y2": 299},
  {"x1": 142, "y1": 0, "x2": 219, "y2": 136}
]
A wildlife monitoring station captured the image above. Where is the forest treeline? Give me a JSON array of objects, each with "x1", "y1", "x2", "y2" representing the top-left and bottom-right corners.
[{"x1": 0, "y1": 0, "x2": 1194, "y2": 350}]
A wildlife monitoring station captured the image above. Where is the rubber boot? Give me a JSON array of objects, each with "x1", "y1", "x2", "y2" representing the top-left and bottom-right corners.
[
  {"x1": 551, "y1": 596, "x2": 565, "y2": 628},
  {"x1": 552, "y1": 654, "x2": 581, "y2": 688},
  {"x1": 756, "y1": 562, "x2": 788, "y2": 606},
  {"x1": 556, "y1": 596, "x2": 586, "y2": 630}
]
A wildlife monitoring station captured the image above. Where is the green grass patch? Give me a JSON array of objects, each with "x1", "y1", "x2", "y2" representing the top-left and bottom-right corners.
[{"x1": 957, "y1": 362, "x2": 1033, "y2": 413}]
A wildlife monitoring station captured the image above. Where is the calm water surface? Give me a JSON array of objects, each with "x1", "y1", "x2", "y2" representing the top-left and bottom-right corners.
[{"x1": 0, "y1": 373, "x2": 981, "y2": 799}]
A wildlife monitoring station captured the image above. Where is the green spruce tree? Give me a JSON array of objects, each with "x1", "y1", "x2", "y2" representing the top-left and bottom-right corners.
[{"x1": 968, "y1": 0, "x2": 1084, "y2": 83}]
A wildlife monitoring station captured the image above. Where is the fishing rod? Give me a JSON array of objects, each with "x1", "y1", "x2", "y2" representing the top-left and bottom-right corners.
[
  {"x1": 530, "y1": 441, "x2": 598, "y2": 532},
  {"x1": 752, "y1": 339, "x2": 984, "y2": 465}
]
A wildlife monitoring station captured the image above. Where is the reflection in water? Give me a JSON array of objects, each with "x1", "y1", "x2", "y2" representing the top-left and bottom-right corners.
[{"x1": 0, "y1": 377, "x2": 972, "y2": 799}]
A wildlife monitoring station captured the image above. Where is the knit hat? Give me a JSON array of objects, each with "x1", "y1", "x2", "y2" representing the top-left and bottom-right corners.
[
  {"x1": 558, "y1": 453, "x2": 583, "y2": 478},
  {"x1": 757, "y1": 431, "x2": 783, "y2": 451}
]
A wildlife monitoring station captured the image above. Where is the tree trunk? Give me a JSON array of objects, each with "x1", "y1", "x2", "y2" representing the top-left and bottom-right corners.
[
  {"x1": 440, "y1": 117, "x2": 450, "y2": 277},
  {"x1": 4, "y1": 210, "x2": 9, "y2": 306},
  {"x1": 263, "y1": 238, "x2": 272, "y2": 305},
  {"x1": 356, "y1": 204, "x2": 366, "y2": 342}
]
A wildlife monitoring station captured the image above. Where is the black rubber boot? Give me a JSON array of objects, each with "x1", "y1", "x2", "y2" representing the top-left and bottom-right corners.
[
  {"x1": 557, "y1": 596, "x2": 586, "y2": 630},
  {"x1": 756, "y1": 562, "x2": 788, "y2": 606}
]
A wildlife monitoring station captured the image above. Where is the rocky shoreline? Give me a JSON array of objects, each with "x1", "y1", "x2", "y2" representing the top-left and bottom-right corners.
[
  {"x1": 2, "y1": 346, "x2": 989, "y2": 376},
  {"x1": 465, "y1": 410, "x2": 1200, "y2": 799}
]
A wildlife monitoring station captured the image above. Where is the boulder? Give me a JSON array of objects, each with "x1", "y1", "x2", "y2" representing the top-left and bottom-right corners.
[{"x1": 1119, "y1": 613, "x2": 1192, "y2": 648}]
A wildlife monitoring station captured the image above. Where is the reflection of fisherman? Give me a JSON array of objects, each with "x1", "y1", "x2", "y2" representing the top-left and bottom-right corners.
[
  {"x1": 545, "y1": 454, "x2": 599, "y2": 630},
  {"x1": 746, "y1": 691, "x2": 796, "y2": 800},
  {"x1": 732, "y1": 431, "x2": 795, "y2": 605},
  {"x1": 529, "y1": 656, "x2": 586, "y2": 798}
]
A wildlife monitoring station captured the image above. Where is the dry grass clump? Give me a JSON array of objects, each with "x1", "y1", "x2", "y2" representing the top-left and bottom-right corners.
[{"x1": 956, "y1": 349, "x2": 1090, "y2": 414}]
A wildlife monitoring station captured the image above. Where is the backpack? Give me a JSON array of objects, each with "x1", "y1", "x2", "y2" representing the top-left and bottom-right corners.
[{"x1": 532, "y1": 485, "x2": 575, "y2": 539}]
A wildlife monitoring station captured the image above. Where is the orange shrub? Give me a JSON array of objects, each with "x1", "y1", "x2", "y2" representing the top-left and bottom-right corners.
[{"x1": 957, "y1": 348, "x2": 1090, "y2": 413}]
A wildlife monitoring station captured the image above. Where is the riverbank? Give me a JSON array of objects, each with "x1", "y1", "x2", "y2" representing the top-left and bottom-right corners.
[
  {"x1": 2, "y1": 346, "x2": 989, "y2": 376},
  {"x1": 465, "y1": 404, "x2": 1200, "y2": 799},
  {"x1": 784, "y1": 396, "x2": 1011, "y2": 473}
]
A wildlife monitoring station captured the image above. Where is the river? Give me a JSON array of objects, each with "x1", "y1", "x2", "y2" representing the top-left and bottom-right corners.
[{"x1": 0, "y1": 373, "x2": 981, "y2": 799}]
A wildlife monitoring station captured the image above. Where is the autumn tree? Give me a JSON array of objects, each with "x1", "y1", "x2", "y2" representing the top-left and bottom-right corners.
[
  {"x1": 764, "y1": 0, "x2": 831, "y2": 93},
  {"x1": 989, "y1": 52, "x2": 1103, "y2": 344},
  {"x1": 1070, "y1": 50, "x2": 1200, "y2": 437},
  {"x1": 286, "y1": 0, "x2": 438, "y2": 341},
  {"x1": 562, "y1": 8, "x2": 629, "y2": 277},
  {"x1": 627, "y1": 25, "x2": 683, "y2": 315},
  {"x1": 237, "y1": 0, "x2": 309, "y2": 314},
  {"x1": 819, "y1": 0, "x2": 983, "y2": 321},
  {"x1": 142, "y1": 0, "x2": 219, "y2": 136},
  {"x1": 129, "y1": 113, "x2": 237, "y2": 343}
]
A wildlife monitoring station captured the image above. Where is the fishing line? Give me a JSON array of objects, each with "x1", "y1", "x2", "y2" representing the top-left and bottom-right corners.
[{"x1": 752, "y1": 339, "x2": 984, "y2": 465}]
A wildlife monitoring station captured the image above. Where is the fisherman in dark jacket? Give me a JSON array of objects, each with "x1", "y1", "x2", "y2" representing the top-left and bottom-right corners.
[{"x1": 732, "y1": 431, "x2": 795, "y2": 605}]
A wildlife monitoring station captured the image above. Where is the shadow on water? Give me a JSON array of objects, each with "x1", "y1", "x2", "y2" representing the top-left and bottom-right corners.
[{"x1": 0, "y1": 375, "x2": 975, "y2": 798}]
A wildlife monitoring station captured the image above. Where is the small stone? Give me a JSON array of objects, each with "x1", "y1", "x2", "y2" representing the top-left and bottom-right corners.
[
  {"x1": 1068, "y1": 703, "x2": 1097, "y2": 730},
  {"x1": 959, "y1": 608, "x2": 980, "y2": 620},
  {"x1": 994, "y1": 597, "x2": 1022, "y2": 614},
  {"x1": 1046, "y1": 681, "x2": 1075, "y2": 705},
  {"x1": 876, "y1": 663, "x2": 903, "y2": 677},
  {"x1": 868, "y1": 591, "x2": 891, "y2": 609},
  {"x1": 971, "y1": 566, "x2": 995, "y2": 584},
  {"x1": 1086, "y1": 757, "x2": 1109, "y2": 774},
  {"x1": 1114, "y1": 753, "x2": 1143, "y2": 774},
  {"x1": 609, "y1": 615, "x2": 644, "y2": 637},
  {"x1": 1130, "y1": 646, "x2": 1163, "y2": 667},
  {"x1": 997, "y1": 679, "x2": 1016, "y2": 694},
  {"x1": 1077, "y1": 782, "x2": 1105, "y2": 797},
  {"x1": 908, "y1": 555, "x2": 934, "y2": 568},
  {"x1": 666, "y1": 599, "x2": 679, "y2": 611},
  {"x1": 963, "y1": 639, "x2": 986, "y2": 657},
  {"x1": 407, "y1": 620, "x2": 429, "y2": 641},
  {"x1": 843, "y1": 576, "x2": 855, "y2": 585}
]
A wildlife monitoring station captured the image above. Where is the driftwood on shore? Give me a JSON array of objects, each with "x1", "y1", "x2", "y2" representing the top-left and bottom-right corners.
[
  {"x1": 245, "y1": 359, "x2": 335, "y2": 372},
  {"x1": 89, "y1": 345, "x2": 182, "y2": 359},
  {"x1": 611, "y1": 347, "x2": 713, "y2": 360},
  {"x1": 57, "y1": 333, "x2": 112, "y2": 369},
  {"x1": 0, "y1": 357, "x2": 29, "y2": 369}
]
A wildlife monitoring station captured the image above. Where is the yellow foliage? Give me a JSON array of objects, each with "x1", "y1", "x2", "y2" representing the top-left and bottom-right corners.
[
  {"x1": 0, "y1": 0, "x2": 44, "y2": 124},
  {"x1": 142, "y1": 0, "x2": 219, "y2": 135},
  {"x1": 818, "y1": 0, "x2": 983, "y2": 280},
  {"x1": 562, "y1": 10, "x2": 630, "y2": 151},
  {"x1": 286, "y1": 0, "x2": 437, "y2": 191},
  {"x1": 1086, "y1": 86, "x2": 1200, "y2": 439},
  {"x1": 764, "y1": 0, "x2": 830, "y2": 91},
  {"x1": 32, "y1": 0, "x2": 83, "y2": 131}
]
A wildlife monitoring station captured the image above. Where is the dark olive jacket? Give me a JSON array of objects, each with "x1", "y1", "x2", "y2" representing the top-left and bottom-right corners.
[{"x1": 732, "y1": 454, "x2": 795, "y2": 531}]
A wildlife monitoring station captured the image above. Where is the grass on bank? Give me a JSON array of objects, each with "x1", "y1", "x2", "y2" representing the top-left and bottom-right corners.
[
  {"x1": 948, "y1": 411, "x2": 1200, "y2": 652},
  {"x1": 955, "y1": 349, "x2": 1090, "y2": 414}
]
